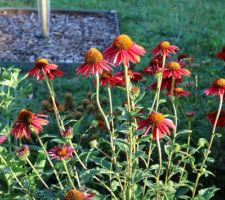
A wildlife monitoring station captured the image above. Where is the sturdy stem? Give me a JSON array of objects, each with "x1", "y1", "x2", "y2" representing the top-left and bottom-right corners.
[
  {"x1": 26, "y1": 157, "x2": 49, "y2": 189},
  {"x1": 191, "y1": 94, "x2": 223, "y2": 198},
  {"x1": 0, "y1": 154, "x2": 36, "y2": 200},
  {"x1": 62, "y1": 159, "x2": 75, "y2": 189},
  {"x1": 44, "y1": 75, "x2": 65, "y2": 132},
  {"x1": 36, "y1": 135, "x2": 64, "y2": 189},
  {"x1": 155, "y1": 55, "x2": 166, "y2": 111},
  {"x1": 155, "y1": 130, "x2": 162, "y2": 200}
]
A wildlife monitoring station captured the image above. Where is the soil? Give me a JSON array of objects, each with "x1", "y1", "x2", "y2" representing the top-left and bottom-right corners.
[{"x1": 0, "y1": 10, "x2": 119, "y2": 63}]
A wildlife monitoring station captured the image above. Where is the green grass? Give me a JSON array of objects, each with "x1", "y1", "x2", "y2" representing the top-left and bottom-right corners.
[{"x1": 1, "y1": 0, "x2": 224, "y2": 61}]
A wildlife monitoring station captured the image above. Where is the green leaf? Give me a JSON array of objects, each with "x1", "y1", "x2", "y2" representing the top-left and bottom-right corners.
[{"x1": 195, "y1": 186, "x2": 219, "y2": 200}]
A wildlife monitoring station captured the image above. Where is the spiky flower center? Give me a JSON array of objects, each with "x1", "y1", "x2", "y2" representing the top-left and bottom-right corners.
[
  {"x1": 57, "y1": 147, "x2": 69, "y2": 157},
  {"x1": 174, "y1": 88, "x2": 184, "y2": 93},
  {"x1": 85, "y1": 48, "x2": 103, "y2": 64},
  {"x1": 213, "y1": 78, "x2": 225, "y2": 87},
  {"x1": 148, "y1": 112, "x2": 164, "y2": 125},
  {"x1": 17, "y1": 109, "x2": 33, "y2": 124},
  {"x1": 64, "y1": 189, "x2": 84, "y2": 200},
  {"x1": 168, "y1": 61, "x2": 181, "y2": 70},
  {"x1": 101, "y1": 71, "x2": 112, "y2": 78},
  {"x1": 112, "y1": 34, "x2": 133, "y2": 50},
  {"x1": 158, "y1": 41, "x2": 171, "y2": 49},
  {"x1": 35, "y1": 58, "x2": 49, "y2": 67}
]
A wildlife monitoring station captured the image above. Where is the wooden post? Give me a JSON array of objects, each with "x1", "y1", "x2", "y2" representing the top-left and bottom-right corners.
[{"x1": 38, "y1": 0, "x2": 50, "y2": 38}]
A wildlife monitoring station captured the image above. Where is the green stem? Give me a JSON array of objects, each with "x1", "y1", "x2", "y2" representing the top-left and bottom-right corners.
[
  {"x1": 155, "y1": 130, "x2": 162, "y2": 200},
  {"x1": 44, "y1": 75, "x2": 65, "y2": 131},
  {"x1": 62, "y1": 159, "x2": 75, "y2": 189},
  {"x1": 26, "y1": 157, "x2": 49, "y2": 189},
  {"x1": 156, "y1": 55, "x2": 166, "y2": 111},
  {"x1": 124, "y1": 65, "x2": 131, "y2": 112},
  {"x1": 36, "y1": 135, "x2": 64, "y2": 189},
  {"x1": 191, "y1": 94, "x2": 223, "y2": 198},
  {"x1": 0, "y1": 154, "x2": 36, "y2": 200}
]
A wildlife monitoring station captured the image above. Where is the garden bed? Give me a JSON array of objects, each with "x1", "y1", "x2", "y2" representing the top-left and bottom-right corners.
[{"x1": 0, "y1": 8, "x2": 119, "y2": 71}]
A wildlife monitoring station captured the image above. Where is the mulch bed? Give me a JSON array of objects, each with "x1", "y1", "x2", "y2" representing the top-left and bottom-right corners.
[{"x1": 0, "y1": 9, "x2": 119, "y2": 64}]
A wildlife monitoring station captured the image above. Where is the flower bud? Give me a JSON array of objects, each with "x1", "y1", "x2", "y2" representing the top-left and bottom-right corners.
[
  {"x1": 61, "y1": 127, "x2": 73, "y2": 140},
  {"x1": 16, "y1": 145, "x2": 30, "y2": 161},
  {"x1": 198, "y1": 138, "x2": 208, "y2": 147}
]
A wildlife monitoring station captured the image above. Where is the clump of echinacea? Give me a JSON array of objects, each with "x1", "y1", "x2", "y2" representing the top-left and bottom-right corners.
[
  {"x1": 216, "y1": 46, "x2": 225, "y2": 61},
  {"x1": 150, "y1": 41, "x2": 179, "y2": 56},
  {"x1": 48, "y1": 145, "x2": 74, "y2": 160},
  {"x1": 28, "y1": 58, "x2": 64, "y2": 80},
  {"x1": 138, "y1": 112, "x2": 175, "y2": 140},
  {"x1": 0, "y1": 135, "x2": 7, "y2": 145},
  {"x1": 204, "y1": 78, "x2": 225, "y2": 96},
  {"x1": 64, "y1": 189, "x2": 96, "y2": 200},
  {"x1": 16, "y1": 145, "x2": 30, "y2": 160},
  {"x1": 76, "y1": 48, "x2": 111, "y2": 77},
  {"x1": 104, "y1": 34, "x2": 146, "y2": 67},
  {"x1": 10, "y1": 109, "x2": 48, "y2": 139}
]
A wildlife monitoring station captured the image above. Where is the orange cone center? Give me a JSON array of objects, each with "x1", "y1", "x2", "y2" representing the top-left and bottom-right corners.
[
  {"x1": 85, "y1": 48, "x2": 103, "y2": 64},
  {"x1": 112, "y1": 34, "x2": 133, "y2": 50}
]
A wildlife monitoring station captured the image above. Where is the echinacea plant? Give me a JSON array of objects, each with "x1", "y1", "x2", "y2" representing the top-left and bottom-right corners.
[{"x1": 0, "y1": 34, "x2": 225, "y2": 200}]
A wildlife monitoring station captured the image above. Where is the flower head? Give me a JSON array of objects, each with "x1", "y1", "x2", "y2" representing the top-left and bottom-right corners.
[
  {"x1": 166, "y1": 87, "x2": 191, "y2": 97},
  {"x1": 61, "y1": 127, "x2": 73, "y2": 140},
  {"x1": 99, "y1": 71, "x2": 118, "y2": 87},
  {"x1": 216, "y1": 46, "x2": 225, "y2": 61},
  {"x1": 186, "y1": 111, "x2": 196, "y2": 118},
  {"x1": 137, "y1": 112, "x2": 174, "y2": 140},
  {"x1": 28, "y1": 58, "x2": 64, "y2": 80},
  {"x1": 163, "y1": 61, "x2": 191, "y2": 79},
  {"x1": 16, "y1": 145, "x2": 30, "y2": 160},
  {"x1": 48, "y1": 145, "x2": 74, "y2": 160},
  {"x1": 76, "y1": 48, "x2": 111, "y2": 77},
  {"x1": 64, "y1": 189, "x2": 95, "y2": 200},
  {"x1": 144, "y1": 55, "x2": 163, "y2": 76},
  {"x1": 104, "y1": 34, "x2": 145, "y2": 67},
  {"x1": 10, "y1": 109, "x2": 48, "y2": 139},
  {"x1": 0, "y1": 135, "x2": 7, "y2": 145},
  {"x1": 207, "y1": 110, "x2": 225, "y2": 127},
  {"x1": 150, "y1": 41, "x2": 179, "y2": 56},
  {"x1": 204, "y1": 78, "x2": 225, "y2": 96}
]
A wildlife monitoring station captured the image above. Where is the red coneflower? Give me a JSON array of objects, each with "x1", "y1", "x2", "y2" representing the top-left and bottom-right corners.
[
  {"x1": 16, "y1": 145, "x2": 30, "y2": 160},
  {"x1": 48, "y1": 145, "x2": 74, "y2": 160},
  {"x1": 204, "y1": 78, "x2": 225, "y2": 96},
  {"x1": 166, "y1": 87, "x2": 191, "y2": 97},
  {"x1": 76, "y1": 48, "x2": 111, "y2": 77},
  {"x1": 185, "y1": 111, "x2": 196, "y2": 118},
  {"x1": 150, "y1": 41, "x2": 179, "y2": 56},
  {"x1": 114, "y1": 69, "x2": 142, "y2": 85},
  {"x1": 60, "y1": 127, "x2": 73, "y2": 140},
  {"x1": 207, "y1": 110, "x2": 225, "y2": 127},
  {"x1": 104, "y1": 34, "x2": 145, "y2": 67},
  {"x1": 0, "y1": 135, "x2": 7, "y2": 145},
  {"x1": 99, "y1": 71, "x2": 116, "y2": 87},
  {"x1": 144, "y1": 55, "x2": 163, "y2": 76},
  {"x1": 10, "y1": 109, "x2": 48, "y2": 139},
  {"x1": 163, "y1": 61, "x2": 190, "y2": 79},
  {"x1": 28, "y1": 58, "x2": 64, "y2": 80},
  {"x1": 64, "y1": 189, "x2": 95, "y2": 200},
  {"x1": 216, "y1": 47, "x2": 225, "y2": 61},
  {"x1": 137, "y1": 112, "x2": 174, "y2": 140}
]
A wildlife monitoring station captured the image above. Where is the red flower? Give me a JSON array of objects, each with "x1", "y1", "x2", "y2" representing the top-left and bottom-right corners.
[
  {"x1": 216, "y1": 47, "x2": 225, "y2": 61},
  {"x1": 166, "y1": 87, "x2": 191, "y2": 97},
  {"x1": 61, "y1": 127, "x2": 73, "y2": 140},
  {"x1": 150, "y1": 41, "x2": 179, "y2": 56},
  {"x1": 10, "y1": 109, "x2": 48, "y2": 139},
  {"x1": 137, "y1": 112, "x2": 174, "y2": 140},
  {"x1": 207, "y1": 110, "x2": 225, "y2": 127},
  {"x1": 114, "y1": 69, "x2": 142, "y2": 86},
  {"x1": 16, "y1": 145, "x2": 30, "y2": 160},
  {"x1": 76, "y1": 48, "x2": 111, "y2": 77},
  {"x1": 104, "y1": 34, "x2": 145, "y2": 67},
  {"x1": 185, "y1": 111, "x2": 196, "y2": 118},
  {"x1": 163, "y1": 61, "x2": 190, "y2": 79},
  {"x1": 99, "y1": 71, "x2": 117, "y2": 87},
  {"x1": 0, "y1": 135, "x2": 7, "y2": 145},
  {"x1": 28, "y1": 58, "x2": 64, "y2": 80},
  {"x1": 64, "y1": 189, "x2": 95, "y2": 200},
  {"x1": 144, "y1": 55, "x2": 163, "y2": 76},
  {"x1": 204, "y1": 78, "x2": 225, "y2": 96},
  {"x1": 48, "y1": 145, "x2": 74, "y2": 160}
]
